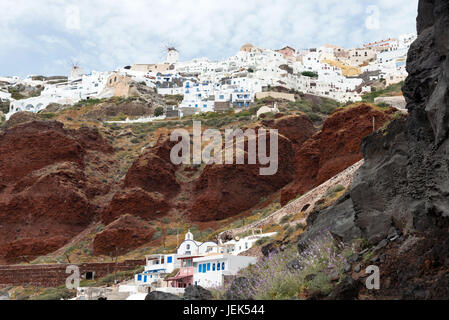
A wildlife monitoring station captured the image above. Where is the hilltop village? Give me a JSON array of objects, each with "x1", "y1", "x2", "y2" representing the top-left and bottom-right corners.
[
  {"x1": 2, "y1": 28, "x2": 440, "y2": 301},
  {"x1": 0, "y1": 33, "x2": 414, "y2": 121}
]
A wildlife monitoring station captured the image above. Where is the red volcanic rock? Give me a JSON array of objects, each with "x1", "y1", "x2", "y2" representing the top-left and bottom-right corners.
[
  {"x1": 124, "y1": 137, "x2": 180, "y2": 198},
  {"x1": 0, "y1": 121, "x2": 84, "y2": 185},
  {"x1": 93, "y1": 215, "x2": 155, "y2": 256},
  {"x1": 0, "y1": 120, "x2": 115, "y2": 263},
  {"x1": 102, "y1": 187, "x2": 170, "y2": 225},
  {"x1": 262, "y1": 114, "x2": 317, "y2": 149},
  {"x1": 0, "y1": 236, "x2": 68, "y2": 264},
  {"x1": 189, "y1": 129, "x2": 296, "y2": 221},
  {"x1": 280, "y1": 104, "x2": 395, "y2": 205}
]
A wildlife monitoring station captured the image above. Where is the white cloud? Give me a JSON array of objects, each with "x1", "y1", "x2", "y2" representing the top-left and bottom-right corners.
[{"x1": 0, "y1": 0, "x2": 419, "y2": 77}]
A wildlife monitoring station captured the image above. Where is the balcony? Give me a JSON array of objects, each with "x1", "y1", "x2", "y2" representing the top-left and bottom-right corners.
[{"x1": 178, "y1": 267, "x2": 194, "y2": 277}]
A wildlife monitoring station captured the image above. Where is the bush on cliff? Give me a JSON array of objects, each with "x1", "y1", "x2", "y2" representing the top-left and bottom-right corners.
[{"x1": 213, "y1": 232, "x2": 353, "y2": 300}]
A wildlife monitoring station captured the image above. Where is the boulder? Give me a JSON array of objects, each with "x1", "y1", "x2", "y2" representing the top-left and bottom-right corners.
[
  {"x1": 184, "y1": 285, "x2": 213, "y2": 300},
  {"x1": 224, "y1": 277, "x2": 255, "y2": 300},
  {"x1": 329, "y1": 277, "x2": 360, "y2": 300},
  {"x1": 145, "y1": 291, "x2": 182, "y2": 300}
]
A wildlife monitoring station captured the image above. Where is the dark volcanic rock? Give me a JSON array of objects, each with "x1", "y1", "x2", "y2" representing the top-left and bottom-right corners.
[
  {"x1": 184, "y1": 285, "x2": 213, "y2": 300},
  {"x1": 145, "y1": 291, "x2": 182, "y2": 300},
  {"x1": 329, "y1": 277, "x2": 361, "y2": 300},
  {"x1": 298, "y1": 0, "x2": 449, "y2": 300},
  {"x1": 224, "y1": 277, "x2": 255, "y2": 300},
  {"x1": 299, "y1": 192, "x2": 361, "y2": 245},
  {"x1": 351, "y1": 0, "x2": 449, "y2": 244}
]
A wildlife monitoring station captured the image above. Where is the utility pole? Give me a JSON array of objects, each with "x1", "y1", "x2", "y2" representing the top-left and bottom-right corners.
[{"x1": 373, "y1": 116, "x2": 376, "y2": 132}]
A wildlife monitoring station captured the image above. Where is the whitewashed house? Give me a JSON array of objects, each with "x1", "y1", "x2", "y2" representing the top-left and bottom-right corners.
[
  {"x1": 219, "y1": 230, "x2": 278, "y2": 256},
  {"x1": 177, "y1": 231, "x2": 219, "y2": 256},
  {"x1": 193, "y1": 254, "x2": 258, "y2": 288},
  {"x1": 134, "y1": 253, "x2": 181, "y2": 286}
]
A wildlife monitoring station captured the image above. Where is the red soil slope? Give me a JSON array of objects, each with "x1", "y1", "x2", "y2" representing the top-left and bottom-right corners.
[
  {"x1": 281, "y1": 104, "x2": 395, "y2": 205},
  {"x1": 0, "y1": 121, "x2": 114, "y2": 263}
]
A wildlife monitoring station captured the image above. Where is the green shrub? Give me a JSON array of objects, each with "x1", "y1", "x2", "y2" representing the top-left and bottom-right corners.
[
  {"x1": 166, "y1": 228, "x2": 183, "y2": 236},
  {"x1": 307, "y1": 272, "x2": 333, "y2": 295},
  {"x1": 0, "y1": 100, "x2": 10, "y2": 114},
  {"x1": 74, "y1": 98, "x2": 104, "y2": 109},
  {"x1": 280, "y1": 215, "x2": 292, "y2": 224},
  {"x1": 327, "y1": 184, "x2": 345, "y2": 196},
  {"x1": 30, "y1": 287, "x2": 76, "y2": 300},
  {"x1": 154, "y1": 107, "x2": 165, "y2": 117},
  {"x1": 255, "y1": 237, "x2": 270, "y2": 246},
  {"x1": 362, "y1": 81, "x2": 404, "y2": 103},
  {"x1": 216, "y1": 232, "x2": 352, "y2": 300},
  {"x1": 301, "y1": 71, "x2": 318, "y2": 78},
  {"x1": 284, "y1": 227, "x2": 295, "y2": 238},
  {"x1": 152, "y1": 230, "x2": 163, "y2": 240},
  {"x1": 39, "y1": 113, "x2": 57, "y2": 119},
  {"x1": 95, "y1": 224, "x2": 105, "y2": 233}
]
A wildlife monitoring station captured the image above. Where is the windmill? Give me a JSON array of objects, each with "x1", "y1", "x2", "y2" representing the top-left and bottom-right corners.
[
  {"x1": 160, "y1": 41, "x2": 180, "y2": 65},
  {"x1": 68, "y1": 59, "x2": 83, "y2": 81}
]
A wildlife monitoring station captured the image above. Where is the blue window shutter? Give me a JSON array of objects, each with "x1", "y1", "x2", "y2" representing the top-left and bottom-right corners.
[
  {"x1": 222, "y1": 262, "x2": 225, "y2": 270},
  {"x1": 167, "y1": 256, "x2": 173, "y2": 263},
  {"x1": 137, "y1": 275, "x2": 142, "y2": 281},
  {"x1": 217, "y1": 263, "x2": 221, "y2": 271},
  {"x1": 207, "y1": 263, "x2": 211, "y2": 271},
  {"x1": 199, "y1": 264, "x2": 202, "y2": 273},
  {"x1": 213, "y1": 263, "x2": 216, "y2": 271}
]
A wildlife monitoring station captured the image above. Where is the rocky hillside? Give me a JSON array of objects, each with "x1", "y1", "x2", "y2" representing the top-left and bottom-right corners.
[
  {"x1": 0, "y1": 121, "x2": 117, "y2": 264},
  {"x1": 295, "y1": 0, "x2": 449, "y2": 299},
  {"x1": 0, "y1": 89, "x2": 397, "y2": 264}
]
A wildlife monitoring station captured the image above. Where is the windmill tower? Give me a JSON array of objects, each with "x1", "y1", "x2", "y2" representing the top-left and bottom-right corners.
[
  {"x1": 166, "y1": 47, "x2": 179, "y2": 65},
  {"x1": 69, "y1": 61, "x2": 83, "y2": 81}
]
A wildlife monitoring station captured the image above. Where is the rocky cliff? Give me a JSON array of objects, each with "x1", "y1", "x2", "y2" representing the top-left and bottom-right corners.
[
  {"x1": 281, "y1": 104, "x2": 395, "y2": 206},
  {"x1": 0, "y1": 121, "x2": 116, "y2": 263}
]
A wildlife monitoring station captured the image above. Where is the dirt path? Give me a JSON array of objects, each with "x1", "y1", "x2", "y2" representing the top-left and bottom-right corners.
[{"x1": 48, "y1": 222, "x2": 102, "y2": 258}]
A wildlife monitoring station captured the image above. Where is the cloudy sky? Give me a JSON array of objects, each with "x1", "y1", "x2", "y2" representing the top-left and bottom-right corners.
[{"x1": 0, "y1": 0, "x2": 419, "y2": 78}]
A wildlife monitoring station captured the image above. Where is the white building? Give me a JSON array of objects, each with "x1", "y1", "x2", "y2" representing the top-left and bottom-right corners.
[
  {"x1": 177, "y1": 231, "x2": 219, "y2": 256},
  {"x1": 166, "y1": 48, "x2": 179, "y2": 65},
  {"x1": 134, "y1": 253, "x2": 181, "y2": 286},
  {"x1": 6, "y1": 70, "x2": 112, "y2": 119},
  {"x1": 193, "y1": 254, "x2": 257, "y2": 288},
  {"x1": 219, "y1": 229, "x2": 278, "y2": 256},
  {"x1": 0, "y1": 90, "x2": 11, "y2": 101}
]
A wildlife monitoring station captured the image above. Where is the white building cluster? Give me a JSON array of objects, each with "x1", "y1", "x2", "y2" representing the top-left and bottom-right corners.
[
  {"x1": 119, "y1": 33, "x2": 416, "y2": 115},
  {"x1": 2, "y1": 69, "x2": 116, "y2": 120},
  {"x1": 1, "y1": 33, "x2": 416, "y2": 120},
  {"x1": 126, "y1": 230, "x2": 276, "y2": 296}
]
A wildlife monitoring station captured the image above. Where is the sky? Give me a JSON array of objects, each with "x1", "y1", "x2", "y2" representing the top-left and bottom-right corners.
[{"x1": 0, "y1": 0, "x2": 419, "y2": 78}]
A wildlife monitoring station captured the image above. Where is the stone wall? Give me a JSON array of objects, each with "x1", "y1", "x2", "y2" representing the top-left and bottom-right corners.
[
  {"x1": 0, "y1": 259, "x2": 144, "y2": 288},
  {"x1": 374, "y1": 95, "x2": 407, "y2": 110},
  {"x1": 255, "y1": 91, "x2": 295, "y2": 102}
]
